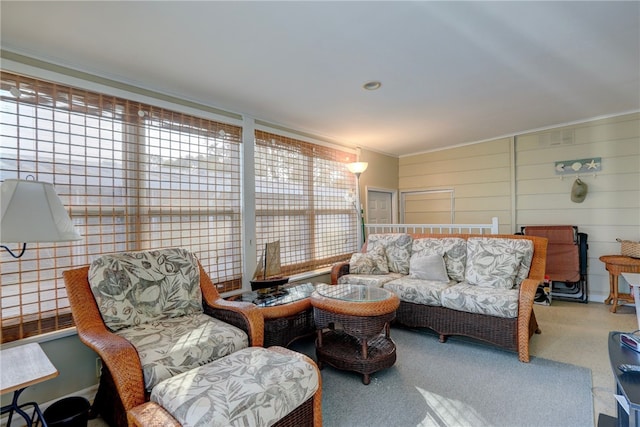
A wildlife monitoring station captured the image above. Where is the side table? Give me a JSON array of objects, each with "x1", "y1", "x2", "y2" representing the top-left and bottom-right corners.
[
  {"x1": 230, "y1": 282, "x2": 316, "y2": 347},
  {"x1": 310, "y1": 284, "x2": 400, "y2": 385},
  {"x1": 600, "y1": 255, "x2": 640, "y2": 313},
  {"x1": 1, "y1": 342, "x2": 59, "y2": 427}
]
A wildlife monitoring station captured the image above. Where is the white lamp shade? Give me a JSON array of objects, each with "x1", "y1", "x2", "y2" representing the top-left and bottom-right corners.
[
  {"x1": 1, "y1": 179, "x2": 82, "y2": 243},
  {"x1": 346, "y1": 162, "x2": 368, "y2": 175}
]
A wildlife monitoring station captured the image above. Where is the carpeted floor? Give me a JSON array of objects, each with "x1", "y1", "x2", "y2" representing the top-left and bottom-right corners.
[
  {"x1": 87, "y1": 300, "x2": 636, "y2": 427},
  {"x1": 290, "y1": 326, "x2": 593, "y2": 427}
]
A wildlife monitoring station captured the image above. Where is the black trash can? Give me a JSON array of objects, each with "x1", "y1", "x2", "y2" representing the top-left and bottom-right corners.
[{"x1": 43, "y1": 396, "x2": 90, "y2": 427}]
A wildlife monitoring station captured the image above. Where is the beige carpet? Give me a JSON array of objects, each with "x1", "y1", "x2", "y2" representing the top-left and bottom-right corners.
[
  {"x1": 88, "y1": 300, "x2": 637, "y2": 426},
  {"x1": 530, "y1": 299, "x2": 637, "y2": 425}
]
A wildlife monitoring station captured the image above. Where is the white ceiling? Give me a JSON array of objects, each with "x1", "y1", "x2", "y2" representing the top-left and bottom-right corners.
[{"x1": 1, "y1": 1, "x2": 639, "y2": 157}]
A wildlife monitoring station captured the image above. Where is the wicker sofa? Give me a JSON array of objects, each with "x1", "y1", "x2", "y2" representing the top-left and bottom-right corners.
[{"x1": 330, "y1": 233, "x2": 548, "y2": 362}]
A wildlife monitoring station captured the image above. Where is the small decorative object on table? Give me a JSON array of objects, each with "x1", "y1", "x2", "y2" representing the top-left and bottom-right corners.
[
  {"x1": 250, "y1": 240, "x2": 289, "y2": 297},
  {"x1": 618, "y1": 238, "x2": 640, "y2": 259}
]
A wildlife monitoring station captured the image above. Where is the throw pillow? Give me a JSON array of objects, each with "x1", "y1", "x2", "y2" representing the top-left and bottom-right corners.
[
  {"x1": 412, "y1": 237, "x2": 467, "y2": 282},
  {"x1": 409, "y1": 254, "x2": 450, "y2": 282},
  {"x1": 349, "y1": 245, "x2": 389, "y2": 275},
  {"x1": 465, "y1": 240, "x2": 524, "y2": 289}
]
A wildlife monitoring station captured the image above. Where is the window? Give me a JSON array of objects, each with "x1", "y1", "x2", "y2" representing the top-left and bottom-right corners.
[
  {"x1": 254, "y1": 130, "x2": 357, "y2": 276},
  {"x1": 0, "y1": 71, "x2": 242, "y2": 343}
]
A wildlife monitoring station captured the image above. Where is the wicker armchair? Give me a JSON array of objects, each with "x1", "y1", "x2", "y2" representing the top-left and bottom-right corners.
[{"x1": 63, "y1": 254, "x2": 264, "y2": 427}]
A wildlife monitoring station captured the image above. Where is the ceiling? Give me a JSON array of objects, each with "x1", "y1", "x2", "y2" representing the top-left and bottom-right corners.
[{"x1": 1, "y1": 1, "x2": 639, "y2": 157}]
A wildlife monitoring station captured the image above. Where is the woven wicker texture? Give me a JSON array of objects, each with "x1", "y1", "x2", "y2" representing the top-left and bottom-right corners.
[
  {"x1": 263, "y1": 309, "x2": 316, "y2": 347},
  {"x1": 330, "y1": 233, "x2": 548, "y2": 363},
  {"x1": 63, "y1": 259, "x2": 264, "y2": 427},
  {"x1": 229, "y1": 285, "x2": 317, "y2": 347},
  {"x1": 311, "y1": 286, "x2": 399, "y2": 384},
  {"x1": 310, "y1": 287, "x2": 400, "y2": 317},
  {"x1": 618, "y1": 239, "x2": 640, "y2": 259},
  {"x1": 126, "y1": 346, "x2": 322, "y2": 427},
  {"x1": 316, "y1": 330, "x2": 396, "y2": 374}
]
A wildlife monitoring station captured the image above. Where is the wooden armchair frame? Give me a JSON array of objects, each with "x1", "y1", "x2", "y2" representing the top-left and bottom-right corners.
[{"x1": 63, "y1": 261, "x2": 264, "y2": 427}]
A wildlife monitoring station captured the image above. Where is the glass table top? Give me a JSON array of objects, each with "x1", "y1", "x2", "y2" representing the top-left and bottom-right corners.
[
  {"x1": 315, "y1": 283, "x2": 391, "y2": 302},
  {"x1": 239, "y1": 282, "x2": 316, "y2": 307}
]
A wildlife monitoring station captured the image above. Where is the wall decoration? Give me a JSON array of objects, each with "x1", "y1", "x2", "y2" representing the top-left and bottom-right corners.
[{"x1": 554, "y1": 157, "x2": 601, "y2": 175}]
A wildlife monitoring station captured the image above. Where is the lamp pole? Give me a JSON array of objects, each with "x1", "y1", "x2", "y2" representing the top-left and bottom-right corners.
[
  {"x1": 355, "y1": 173, "x2": 366, "y2": 248},
  {"x1": 347, "y1": 162, "x2": 368, "y2": 248}
]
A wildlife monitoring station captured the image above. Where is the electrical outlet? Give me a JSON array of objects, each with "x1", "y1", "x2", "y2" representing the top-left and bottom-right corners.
[{"x1": 96, "y1": 358, "x2": 103, "y2": 378}]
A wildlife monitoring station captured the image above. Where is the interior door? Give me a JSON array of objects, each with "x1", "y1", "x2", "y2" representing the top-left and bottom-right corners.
[{"x1": 367, "y1": 190, "x2": 394, "y2": 224}]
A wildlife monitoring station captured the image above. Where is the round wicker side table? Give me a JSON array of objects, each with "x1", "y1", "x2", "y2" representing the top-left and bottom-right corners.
[
  {"x1": 600, "y1": 255, "x2": 640, "y2": 313},
  {"x1": 310, "y1": 284, "x2": 400, "y2": 385}
]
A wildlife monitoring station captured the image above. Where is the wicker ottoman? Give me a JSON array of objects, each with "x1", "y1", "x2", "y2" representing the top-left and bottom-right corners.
[{"x1": 127, "y1": 346, "x2": 322, "y2": 427}]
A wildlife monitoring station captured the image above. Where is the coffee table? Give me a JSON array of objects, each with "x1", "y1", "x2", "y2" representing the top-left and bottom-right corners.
[
  {"x1": 310, "y1": 283, "x2": 400, "y2": 385},
  {"x1": 231, "y1": 282, "x2": 316, "y2": 347}
]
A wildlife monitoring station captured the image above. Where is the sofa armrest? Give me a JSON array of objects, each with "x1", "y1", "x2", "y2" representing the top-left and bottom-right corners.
[
  {"x1": 330, "y1": 262, "x2": 350, "y2": 285},
  {"x1": 516, "y1": 278, "x2": 541, "y2": 362},
  {"x1": 198, "y1": 263, "x2": 264, "y2": 347}
]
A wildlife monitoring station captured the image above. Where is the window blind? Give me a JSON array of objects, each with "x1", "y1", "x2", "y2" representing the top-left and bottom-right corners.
[
  {"x1": 254, "y1": 130, "x2": 357, "y2": 276},
  {"x1": 0, "y1": 71, "x2": 243, "y2": 343}
]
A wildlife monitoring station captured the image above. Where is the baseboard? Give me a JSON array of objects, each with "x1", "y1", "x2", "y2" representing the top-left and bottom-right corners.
[{"x1": 0, "y1": 384, "x2": 98, "y2": 426}]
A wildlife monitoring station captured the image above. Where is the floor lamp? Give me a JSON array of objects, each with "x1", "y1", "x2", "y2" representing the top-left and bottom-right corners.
[
  {"x1": 347, "y1": 162, "x2": 368, "y2": 248},
  {"x1": 1, "y1": 178, "x2": 82, "y2": 258}
]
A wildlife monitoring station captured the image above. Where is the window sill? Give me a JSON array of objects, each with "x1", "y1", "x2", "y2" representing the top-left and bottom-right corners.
[{"x1": 1, "y1": 327, "x2": 78, "y2": 349}]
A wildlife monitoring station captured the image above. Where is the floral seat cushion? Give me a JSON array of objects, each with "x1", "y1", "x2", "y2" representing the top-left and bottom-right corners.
[
  {"x1": 116, "y1": 312, "x2": 248, "y2": 391},
  {"x1": 440, "y1": 283, "x2": 519, "y2": 318},
  {"x1": 384, "y1": 277, "x2": 454, "y2": 306},
  {"x1": 151, "y1": 346, "x2": 319, "y2": 427},
  {"x1": 338, "y1": 272, "x2": 404, "y2": 288}
]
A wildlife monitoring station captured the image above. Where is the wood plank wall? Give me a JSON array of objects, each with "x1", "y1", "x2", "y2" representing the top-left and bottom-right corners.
[
  {"x1": 399, "y1": 112, "x2": 640, "y2": 301},
  {"x1": 516, "y1": 113, "x2": 640, "y2": 300},
  {"x1": 399, "y1": 137, "x2": 514, "y2": 233}
]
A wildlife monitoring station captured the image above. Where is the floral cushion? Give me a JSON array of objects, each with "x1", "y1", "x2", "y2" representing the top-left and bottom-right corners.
[
  {"x1": 116, "y1": 312, "x2": 248, "y2": 391},
  {"x1": 88, "y1": 248, "x2": 202, "y2": 331},
  {"x1": 465, "y1": 241, "x2": 523, "y2": 289},
  {"x1": 412, "y1": 238, "x2": 467, "y2": 282},
  {"x1": 337, "y1": 272, "x2": 404, "y2": 288},
  {"x1": 384, "y1": 277, "x2": 453, "y2": 306},
  {"x1": 349, "y1": 245, "x2": 389, "y2": 275},
  {"x1": 440, "y1": 283, "x2": 519, "y2": 318},
  {"x1": 465, "y1": 238, "x2": 534, "y2": 289},
  {"x1": 367, "y1": 233, "x2": 413, "y2": 274},
  {"x1": 151, "y1": 346, "x2": 319, "y2": 427}
]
